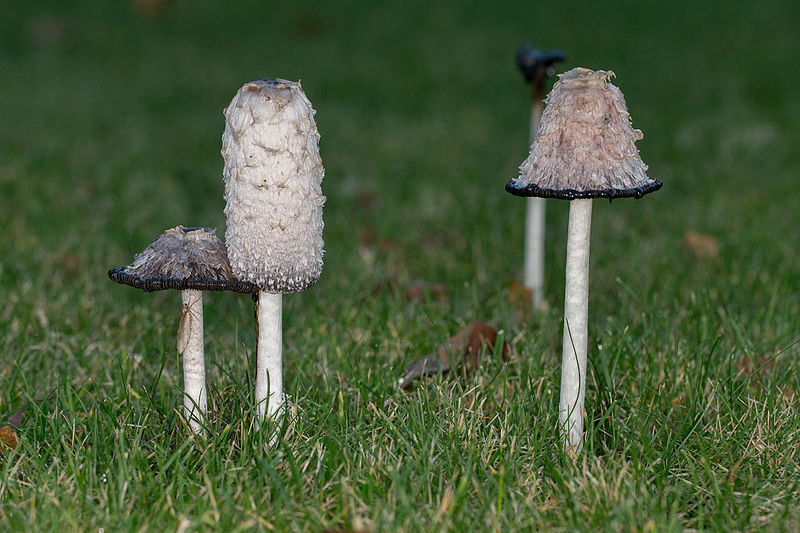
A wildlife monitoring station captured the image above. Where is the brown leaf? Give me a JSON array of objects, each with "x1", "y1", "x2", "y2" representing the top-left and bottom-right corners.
[
  {"x1": 735, "y1": 354, "x2": 775, "y2": 377},
  {"x1": 507, "y1": 280, "x2": 533, "y2": 310},
  {"x1": 5, "y1": 406, "x2": 25, "y2": 428},
  {"x1": 0, "y1": 426, "x2": 19, "y2": 452},
  {"x1": 398, "y1": 321, "x2": 512, "y2": 389},
  {"x1": 360, "y1": 228, "x2": 398, "y2": 253},
  {"x1": 291, "y1": 13, "x2": 328, "y2": 37},
  {"x1": 370, "y1": 278, "x2": 449, "y2": 305},
  {"x1": 422, "y1": 231, "x2": 458, "y2": 251},
  {"x1": 404, "y1": 280, "x2": 449, "y2": 304},
  {"x1": 356, "y1": 191, "x2": 380, "y2": 213},
  {"x1": 132, "y1": 0, "x2": 169, "y2": 16},
  {"x1": 684, "y1": 230, "x2": 719, "y2": 260},
  {"x1": 30, "y1": 16, "x2": 68, "y2": 47},
  {"x1": 734, "y1": 354, "x2": 753, "y2": 375},
  {"x1": 0, "y1": 405, "x2": 25, "y2": 455}
]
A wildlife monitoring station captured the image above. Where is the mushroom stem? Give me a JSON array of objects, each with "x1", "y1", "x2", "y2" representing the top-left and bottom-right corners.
[
  {"x1": 523, "y1": 197, "x2": 546, "y2": 308},
  {"x1": 180, "y1": 289, "x2": 206, "y2": 434},
  {"x1": 523, "y1": 94, "x2": 546, "y2": 309},
  {"x1": 255, "y1": 290, "x2": 283, "y2": 426},
  {"x1": 559, "y1": 198, "x2": 592, "y2": 453}
]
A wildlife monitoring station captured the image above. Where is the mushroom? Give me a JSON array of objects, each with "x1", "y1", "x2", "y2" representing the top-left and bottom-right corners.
[
  {"x1": 109, "y1": 225, "x2": 255, "y2": 434},
  {"x1": 221, "y1": 78, "x2": 325, "y2": 427},
  {"x1": 515, "y1": 46, "x2": 565, "y2": 309},
  {"x1": 506, "y1": 68, "x2": 662, "y2": 453}
]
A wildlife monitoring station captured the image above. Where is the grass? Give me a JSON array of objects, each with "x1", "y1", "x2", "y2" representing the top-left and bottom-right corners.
[{"x1": 1, "y1": 0, "x2": 799, "y2": 530}]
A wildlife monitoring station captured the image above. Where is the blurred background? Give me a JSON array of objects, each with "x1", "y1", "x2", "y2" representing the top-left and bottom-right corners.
[{"x1": 2, "y1": 0, "x2": 799, "y2": 401}]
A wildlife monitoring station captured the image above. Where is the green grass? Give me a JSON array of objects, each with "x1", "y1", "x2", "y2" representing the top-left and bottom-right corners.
[{"x1": 2, "y1": 0, "x2": 799, "y2": 530}]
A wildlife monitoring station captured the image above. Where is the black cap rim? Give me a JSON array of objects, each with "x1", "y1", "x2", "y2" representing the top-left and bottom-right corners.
[
  {"x1": 108, "y1": 267, "x2": 257, "y2": 294},
  {"x1": 505, "y1": 179, "x2": 663, "y2": 200}
]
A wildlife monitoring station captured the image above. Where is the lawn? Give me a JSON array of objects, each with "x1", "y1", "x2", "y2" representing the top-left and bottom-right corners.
[{"x1": 1, "y1": 0, "x2": 799, "y2": 530}]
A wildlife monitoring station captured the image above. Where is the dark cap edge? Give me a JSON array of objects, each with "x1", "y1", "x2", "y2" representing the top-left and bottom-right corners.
[
  {"x1": 108, "y1": 267, "x2": 257, "y2": 294},
  {"x1": 505, "y1": 179, "x2": 663, "y2": 200}
]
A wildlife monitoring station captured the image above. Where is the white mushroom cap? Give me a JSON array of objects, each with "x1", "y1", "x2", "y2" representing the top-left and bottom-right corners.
[
  {"x1": 507, "y1": 67, "x2": 662, "y2": 199},
  {"x1": 222, "y1": 78, "x2": 325, "y2": 293}
]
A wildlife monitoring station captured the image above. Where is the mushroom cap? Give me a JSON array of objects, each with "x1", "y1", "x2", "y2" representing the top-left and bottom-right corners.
[
  {"x1": 516, "y1": 46, "x2": 565, "y2": 82},
  {"x1": 108, "y1": 226, "x2": 256, "y2": 293},
  {"x1": 222, "y1": 78, "x2": 325, "y2": 293},
  {"x1": 506, "y1": 67, "x2": 662, "y2": 200}
]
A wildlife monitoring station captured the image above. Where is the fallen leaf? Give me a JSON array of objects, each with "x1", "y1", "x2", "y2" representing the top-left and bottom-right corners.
[
  {"x1": 370, "y1": 278, "x2": 449, "y2": 305},
  {"x1": 404, "y1": 280, "x2": 449, "y2": 304},
  {"x1": 360, "y1": 228, "x2": 398, "y2": 253},
  {"x1": 734, "y1": 354, "x2": 753, "y2": 375},
  {"x1": 422, "y1": 231, "x2": 458, "y2": 251},
  {"x1": 291, "y1": 13, "x2": 329, "y2": 36},
  {"x1": 58, "y1": 253, "x2": 81, "y2": 279},
  {"x1": 30, "y1": 15, "x2": 68, "y2": 47},
  {"x1": 4, "y1": 406, "x2": 25, "y2": 427},
  {"x1": 356, "y1": 191, "x2": 380, "y2": 213},
  {"x1": 735, "y1": 353, "x2": 775, "y2": 376},
  {"x1": 132, "y1": 0, "x2": 169, "y2": 16},
  {"x1": 684, "y1": 230, "x2": 719, "y2": 260},
  {"x1": 507, "y1": 280, "x2": 533, "y2": 310},
  {"x1": 733, "y1": 354, "x2": 794, "y2": 400},
  {"x1": 398, "y1": 321, "x2": 512, "y2": 389},
  {"x1": 0, "y1": 405, "x2": 25, "y2": 455},
  {"x1": 0, "y1": 426, "x2": 18, "y2": 452}
]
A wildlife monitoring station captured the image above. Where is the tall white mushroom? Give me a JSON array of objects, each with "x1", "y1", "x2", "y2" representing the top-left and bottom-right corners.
[
  {"x1": 109, "y1": 226, "x2": 255, "y2": 434},
  {"x1": 222, "y1": 78, "x2": 325, "y2": 427},
  {"x1": 506, "y1": 68, "x2": 662, "y2": 453},
  {"x1": 515, "y1": 46, "x2": 565, "y2": 309}
]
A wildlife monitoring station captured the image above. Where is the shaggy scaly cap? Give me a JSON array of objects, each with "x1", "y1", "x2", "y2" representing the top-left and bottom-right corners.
[
  {"x1": 222, "y1": 78, "x2": 325, "y2": 293},
  {"x1": 506, "y1": 67, "x2": 662, "y2": 199},
  {"x1": 108, "y1": 226, "x2": 255, "y2": 293}
]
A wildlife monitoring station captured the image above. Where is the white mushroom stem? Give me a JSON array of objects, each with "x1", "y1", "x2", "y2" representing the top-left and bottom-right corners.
[
  {"x1": 559, "y1": 198, "x2": 592, "y2": 453},
  {"x1": 523, "y1": 197, "x2": 545, "y2": 308},
  {"x1": 179, "y1": 289, "x2": 206, "y2": 434},
  {"x1": 255, "y1": 290, "x2": 283, "y2": 426},
  {"x1": 523, "y1": 97, "x2": 546, "y2": 309}
]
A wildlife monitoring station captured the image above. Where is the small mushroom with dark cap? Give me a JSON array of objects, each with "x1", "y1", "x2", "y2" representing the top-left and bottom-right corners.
[
  {"x1": 109, "y1": 225, "x2": 255, "y2": 434},
  {"x1": 506, "y1": 68, "x2": 662, "y2": 453},
  {"x1": 515, "y1": 46, "x2": 565, "y2": 309}
]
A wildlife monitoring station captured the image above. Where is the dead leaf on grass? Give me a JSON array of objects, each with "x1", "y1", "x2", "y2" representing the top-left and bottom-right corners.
[
  {"x1": 356, "y1": 191, "x2": 380, "y2": 213},
  {"x1": 404, "y1": 280, "x2": 449, "y2": 304},
  {"x1": 0, "y1": 426, "x2": 19, "y2": 452},
  {"x1": 0, "y1": 405, "x2": 26, "y2": 455},
  {"x1": 132, "y1": 0, "x2": 169, "y2": 16},
  {"x1": 734, "y1": 353, "x2": 795, "y2": 400},
  {"x1": 507, "y1": 280, "x2": 533, "y2": 311},
  {"x1": 370, "y1": 278, "x2": 449, "y2": 305},
  {"x1": 30, "y1": 15, "x2": 68, "y2": 47},
  {"x1": 360, "y1": 228, "x2": 399, "y2": 253},
  {"x1": 398, "y1": 321, "x2": 512, "y2": 389},
  {"x1": 684, "y1": 230, "x2": 719, "y2": 260}
]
